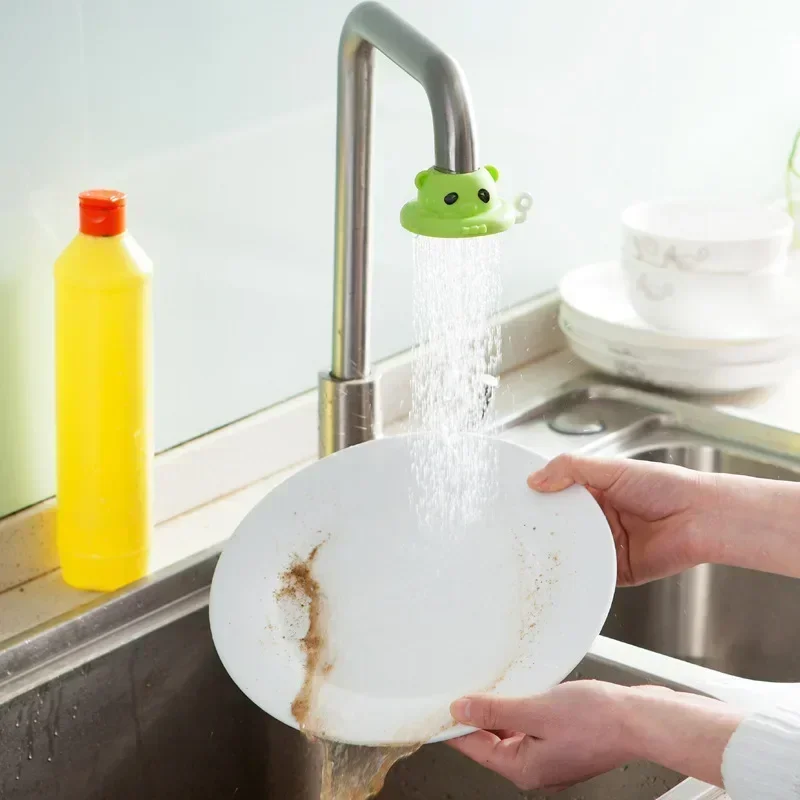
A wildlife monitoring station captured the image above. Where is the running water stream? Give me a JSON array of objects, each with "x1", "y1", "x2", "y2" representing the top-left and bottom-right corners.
[{"x1": 410, "y1": 236, "x2": 503, "y2": 531}]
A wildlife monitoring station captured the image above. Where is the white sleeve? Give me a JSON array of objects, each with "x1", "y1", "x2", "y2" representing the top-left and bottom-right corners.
[{"x1": 722, "y1": 705, "x2": 800, "y2": 799}]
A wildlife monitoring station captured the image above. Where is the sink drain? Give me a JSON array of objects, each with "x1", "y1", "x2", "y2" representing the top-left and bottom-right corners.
[{"x1": 547, "y1": 408, "x2": 606, "y2": 436}]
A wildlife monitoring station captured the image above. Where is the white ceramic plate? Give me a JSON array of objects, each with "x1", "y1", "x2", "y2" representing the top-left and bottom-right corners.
[
  {"x1": 565, "y1": 332, "x2": 795, "y2": 394},
  {"x1": 209, "y1": 434, "x2": 615, "y2": 746},
  {"x1": 560, "y1": 261, "x2": 799, "y2": 348},
  {"x1": 559, "y1": 306, "x2": 800, "y2": 368}
]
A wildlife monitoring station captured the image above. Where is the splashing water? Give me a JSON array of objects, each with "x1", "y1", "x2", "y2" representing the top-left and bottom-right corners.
[
  {"x1": 410, "y1": 236, "x2": 502, "y2": 531},
  {"x1": 320, "y1": 742, "x2": 419, "y2": 800}
]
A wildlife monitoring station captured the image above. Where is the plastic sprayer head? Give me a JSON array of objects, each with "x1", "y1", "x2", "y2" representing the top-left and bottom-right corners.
[{"x1": 400, "y1": 165, "x2": 531, "y2": 239}]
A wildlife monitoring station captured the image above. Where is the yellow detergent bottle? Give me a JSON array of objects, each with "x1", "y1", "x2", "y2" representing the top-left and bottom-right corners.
[{"x1": 54, "y1": 190, "x2": 152, "y2": 591}]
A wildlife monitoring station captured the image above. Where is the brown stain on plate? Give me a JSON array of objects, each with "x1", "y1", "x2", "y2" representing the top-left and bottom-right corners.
[{"x1": 275, "y1": 540, "x2": 330, "y2": 730}]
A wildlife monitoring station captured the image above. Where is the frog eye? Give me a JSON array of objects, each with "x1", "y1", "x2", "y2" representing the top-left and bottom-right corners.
[
  {"x1": 444, "y1": 192, "x2": 459, "y2": 205},
  {"x1": 478, "y1": 188, "x2": 490, "y2": 203}
]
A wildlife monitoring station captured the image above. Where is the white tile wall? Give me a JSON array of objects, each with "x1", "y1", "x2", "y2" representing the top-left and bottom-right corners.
[{"x1": 0, "y1": 0, "x2": 798, "y2": 517}]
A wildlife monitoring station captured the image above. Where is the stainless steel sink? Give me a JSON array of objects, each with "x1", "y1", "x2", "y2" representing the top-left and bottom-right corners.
[
  {"x1": 0, "y1": 550, "x2": 685, "y2": 800},
  {"x1": 4, "y1": 377, "x2": 799, "y2": 799}
]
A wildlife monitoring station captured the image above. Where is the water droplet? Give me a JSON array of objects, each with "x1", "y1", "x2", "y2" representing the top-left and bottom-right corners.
[
  {"x1": 47, "y1": 757, "x2": 52, "y2": 763},
  {"x1": 27, "y1": 753, "x2": 33, "y2": 761},
  {"x1": 53, "y1": 729, "x2": 59, "y2": 738}
]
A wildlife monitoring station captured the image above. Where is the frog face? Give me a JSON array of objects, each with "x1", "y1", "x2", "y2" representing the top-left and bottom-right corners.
[{"x1": 414, "y1": 166, "x2": 501, "y2": 219}]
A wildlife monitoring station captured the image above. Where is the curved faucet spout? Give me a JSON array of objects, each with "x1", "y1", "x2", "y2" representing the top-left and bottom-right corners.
[
  {"x1": 321, "y1": 2, "x2": 481, "y2": 456},
  {"x1": 341, "y1": 2, "x2": 479, "y2": 178}
]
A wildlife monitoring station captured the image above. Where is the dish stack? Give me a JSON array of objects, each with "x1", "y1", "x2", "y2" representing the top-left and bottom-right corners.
[{"x1": 560, "y1": 201, "x2": 799, "y2": 394}]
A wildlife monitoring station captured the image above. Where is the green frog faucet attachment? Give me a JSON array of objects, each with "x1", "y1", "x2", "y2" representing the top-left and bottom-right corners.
[{"x1": 401, "y1": 165, "x2": 531, "y2": 238}]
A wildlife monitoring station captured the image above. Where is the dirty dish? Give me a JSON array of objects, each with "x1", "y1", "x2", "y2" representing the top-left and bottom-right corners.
[{"x1": 209, "y1": 434, "x2": 615, "y2": 746}]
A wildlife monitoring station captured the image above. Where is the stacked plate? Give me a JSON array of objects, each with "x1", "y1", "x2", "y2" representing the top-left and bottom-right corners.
[{"x1": 560, "y1": 262, "x2": 800, "y2": 394}]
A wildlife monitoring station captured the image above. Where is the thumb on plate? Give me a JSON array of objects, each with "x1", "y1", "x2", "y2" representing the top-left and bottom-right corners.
[
  {"x1": 451, "y1": 695, "x2": 535, "y2": 733},
  {"x1": 528, "y1": 454, "x2": 625, "y2": 494}
]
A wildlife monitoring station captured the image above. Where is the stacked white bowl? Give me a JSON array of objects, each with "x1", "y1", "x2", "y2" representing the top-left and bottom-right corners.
[
  {"x1": 620, "y1": 201, "x2": 794, "y2": 339},
  {"x1": 560, "y1": 200, "x2": 800, "y2": 393}
]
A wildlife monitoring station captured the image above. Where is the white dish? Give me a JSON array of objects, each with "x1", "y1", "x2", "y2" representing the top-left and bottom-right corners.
[
  {"x1": 621, "y1": 200, "x2": 793, "y2": 274},
  {"x1": 566, "y1": 333, "x2": 796, "y2": 394},
  {"x1": 562, "y1": 316, "x2": 794, "y2": 372},
  {"x1": 560, "y1": 261, "x2": 799, "y2": 348},
  {"x1": 209, "y1": 434, "x2": 616, "y2": 746},
  {"x1": 559, "y1": 307, "x2": 800, "y2": 368},
  {"x1": 621, "y1": 255, "x2": 793, "y2": 340}
]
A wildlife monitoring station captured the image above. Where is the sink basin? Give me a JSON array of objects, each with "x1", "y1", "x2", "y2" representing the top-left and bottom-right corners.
[{"x1": 0, "y1": 551, "x2": 685, "y2": 800}]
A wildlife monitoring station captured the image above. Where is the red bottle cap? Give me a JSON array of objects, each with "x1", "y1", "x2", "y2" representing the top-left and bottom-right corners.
[{"x1": 79, "y1": 190, "x2": 127, "y2": 237}]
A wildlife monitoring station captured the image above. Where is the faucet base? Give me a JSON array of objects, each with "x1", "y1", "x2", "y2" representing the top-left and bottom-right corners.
[{"x1": 318, "y1": 372, "x2": 381, "y2": 457}]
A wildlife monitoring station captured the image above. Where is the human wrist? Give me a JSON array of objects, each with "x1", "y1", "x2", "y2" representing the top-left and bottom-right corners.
[
  {"x1": 616, "y1": 686, "x2": 673, "y2": 762},
  {"x1": 700, "y1": 474, "x2": 800, "y2": 576},
  {"x1": 688, "y1": 469, "x2": 759, "y2": 565},
  {"x1": 619, "y1": 686, "x2": 742, "y2": 786}
]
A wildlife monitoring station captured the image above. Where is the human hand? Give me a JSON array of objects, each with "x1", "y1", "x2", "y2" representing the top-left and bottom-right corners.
[
  {"x1": 449, "y1": 681, "x2": 742, "y2": 793},
  {"x1": 528, "y1": 455, "x2": 717, "y2": 586},
  {"x1": 449, "y1": 681, "x2": 631, "y2": 793}
]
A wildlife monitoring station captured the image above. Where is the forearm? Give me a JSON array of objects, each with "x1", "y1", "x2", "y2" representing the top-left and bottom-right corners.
[
  {"x1": 698, "y1": 474, "x2": 800, "y2": 578},
  {"x1": 620, "y1": 687, "x2": 743, "y2": 787}
]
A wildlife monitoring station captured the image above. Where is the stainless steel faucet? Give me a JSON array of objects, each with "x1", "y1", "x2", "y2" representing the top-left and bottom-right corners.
[{"x1": 318, "y1": 1, "x2": 480, "y2": 457}]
